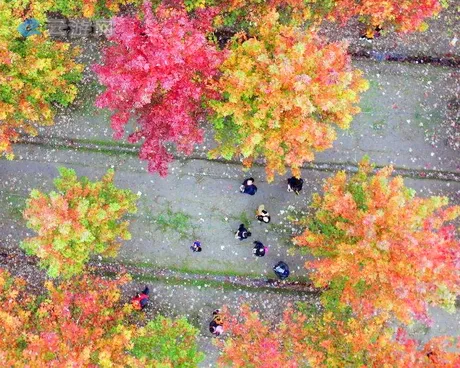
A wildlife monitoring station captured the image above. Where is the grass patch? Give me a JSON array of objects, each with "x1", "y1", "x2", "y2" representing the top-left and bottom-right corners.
[
  {"x1": 107, "y1": 258, "x2": 261, "y2": 278},
  {"x1": 223, "y1": 210, "x2": 254, "y2": 228},
  {"x1": 131, "y1": 273, "x2": 314, "y2": 295},
  {"x1": 372, "y1": 119, "x2": 386, "y2": 130},
  {"x1": 18, "y1": 139, "x2": 138, "y2": 158},
  {"x1": 75, "y1": 137, "x2": 141, "y2": 149},
  {"x1": 102, "y1": 257, "x2": 312, "y2": 284},
  {"x1": 1, "y1": 192, "x2": 27, "y2": 220},
  {"x1": 238, "y1": 211, "x2": 253, "y2": 227},
  {"x1": 143, "y1": 206, "x2": 197, "y2": 240}
]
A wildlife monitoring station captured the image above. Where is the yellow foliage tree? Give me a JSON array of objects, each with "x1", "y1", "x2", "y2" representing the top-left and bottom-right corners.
[{"x1": 209, "y1": 11, "x2": 368, "y2": 182}]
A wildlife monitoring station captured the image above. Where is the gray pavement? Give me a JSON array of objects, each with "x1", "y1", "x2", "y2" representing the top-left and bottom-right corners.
[{"x1": 1, "y1": 145, "x2": 459, "y2": 278}]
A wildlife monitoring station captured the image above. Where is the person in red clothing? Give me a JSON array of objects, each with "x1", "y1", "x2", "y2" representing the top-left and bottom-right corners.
[{"x1": 131, "y1": 286, "x2": 149, "y2": 310}]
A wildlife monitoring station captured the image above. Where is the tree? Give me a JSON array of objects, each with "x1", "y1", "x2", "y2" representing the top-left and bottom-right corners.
[
  {"x1": 93, "y1": 1, "x2": 225, "y2": 176},
  {"x1": 293, "y1": 157, "x2": 460, "y2": 325},
  {"x1": 130, "y1": 315, "x2": 205, "y2": 367},
  {"x1": 0, "y1": 269, "x2": 144, "y2": 366},
  {"x1": 327, "y1": 0, "x2": 443, "y2": 33},
  {"x1": 209, "y1": 11, "x2": 368, "y2": 182},
  {"x1": 0, "y1": 269, "x2": 207, "y2": 366},
  {"x1": 49, "y1": 0, "x2": 143, "y2": 18},
  {"x1": 21, "y1": 273, "x2": 141, "y2": 366},
  {"x1": 297, "y1": 304, "x2": 460, "y2": 367},
  {"x1": 217, "y1": 305, "x2": 310, "y2": 367},
  {"x1": 0, "y1": 2, "x2": 82, "y2": 159},
  {"x1": 0, "y1": 269, "x2": 35, "y2": 366},
  {"x1": 21, "y1": 168, "x2": 138, "y2": 278},
  {"x1": 5, "y1": 0, "x2": 143, "y2": 18},
  {"x1": 219, "y1": 303, "x2": 460, "y2": 367}
]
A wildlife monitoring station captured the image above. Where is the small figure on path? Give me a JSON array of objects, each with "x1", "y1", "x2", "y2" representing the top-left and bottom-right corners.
[
  {"x1": 253, "y1": 241, "x2": 268, "y2": 257},
  {"x1": 190, "y1": 241, "x2": 202, "y2": 252},
  {"x1": 235, "y1": 224, "x2": 252, "y2": 240},
  {"x1": 209, "y1": 309, "x2": 224, "y2": 336},
  {"x1": 287, "y1": 176, "x2": 304, "y2": 195},
  {"x1": 360, "y1": 25, "x2": 383, "y2": 41},
  {"x1": 256, "y1": 204, "x2": 271, "y2": 223},
  {"x1": 273, "y1": 261, "x2": 290, "y2": 280},
  {"x1": 240, "y1": 178, "x2": 257, "y2": 195},
  {"x1": 131, "y1": 286, "x2": 149, "y2": 310}
]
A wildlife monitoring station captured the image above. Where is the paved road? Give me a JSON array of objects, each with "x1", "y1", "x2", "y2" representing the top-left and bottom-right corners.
[{"x1": 1, "y1": 144, "x2": 459, "y2": 277}]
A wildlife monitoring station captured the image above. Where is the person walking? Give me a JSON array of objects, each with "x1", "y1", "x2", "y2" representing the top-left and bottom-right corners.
[
  {"x1": 209, "y1": 309, "x2": 224, "y2": 336},
  {"x1": 273, "y1": 261, "x2": 290, "y2": 280},
  {"x1": 360, "y1": 25, "x2": 383, "y2": 41},
  {"x1": 131, "y1": 286, "x2": 150, "y2": 310},
  {"x1": 240, "y1": 178, "x2": 257, "y2": 195},
  {"x1": 235, "y1": 224, "x2": 252, "y2": 240},
  {"x1": 253, "y1": 241, "x2": 268, "y2": 257},
  {"x1": 190, "y1": 241, "x2": 202, "y2": 252},
  {"x1": 256, "y1": 204, "x2": 271, "y2": 223},
  {"x1": 287, "y1": 176, "x2": 304, "y2": 195}
]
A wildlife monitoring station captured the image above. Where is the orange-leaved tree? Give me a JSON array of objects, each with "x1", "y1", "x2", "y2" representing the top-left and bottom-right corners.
[
  {"x1": 328, "y1": 0, "x2": 443, "y2": 33},
  {"x1": 21, "y1": 167, "x2": 138, "y2": 278},
  {"x1": 0, "y1": 270, "x2": 141, "y2": 366},
  {"x1": 219, "y1": 303, "x2": 460, "y2": 367},
  {"x1": 295, "y1": 298, "x2": 460, "y2": 367},
  {"x1": 217, "y1": 305, "x2": 310, "y2": 368},
  {"x1": 0, "y1": 269, "x2": 35, "y2": 366},
  {"x1": 0, "y1": 269, "x2": 206, "y2": 366},
  {"x1": 209, "y1": 11, "x2": 368, "y2": 182},
  {"x1": 20, "y1": 273, "x2": 141, "y2": 366},
  {"x1": 293, "y1": 157, "x2": 460, "y2": 325},
  {"x1": 221, "y1": 0, "x2": 336, "y2": 25}
]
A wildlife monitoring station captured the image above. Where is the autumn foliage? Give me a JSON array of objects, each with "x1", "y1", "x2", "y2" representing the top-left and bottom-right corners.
[
  {"x1": 294, "y1": 158, "x2": 460, "y2": 324},
  {"x1": 94, "y1": 1, "x2": 225, "y2": 175},
  {"x1": 0, "y1": 269, "x2": 205, "y2": 367},
  {"x1": 131, "y1": 315, "x2": 205, "y2": 366},
  {"x1": 0, "y1": 2, "x2": 82, "y2": 158},
  {"x1": 328, "y1": 0, "x2": 443, "y2": 32},
  {"x1": 4, "y1": 0, "x2": 143, "y2": 19},
  {"x1": 298, "y1": 307, "x2": 460, "y2": 367},
  {"x1": 217, "y1": 305, "x2": 310, "y2": 368},
  {"x1": 0, "y1": 270, "x2": 139, "y2": 366},
  {"x1": 21, "y1": 168, "x2": 138, "y2": 278},
  {"x1": 209, "y1": 11, "x2": 368, "y2": 182},
  {"x1": 0, "y1": 269, "x2": 35, "y2": 366},
  {"x1": 219, "y1": 303, "x2": 460, "y2": 367},
  {"x1": 50, "y1": 0, "x2": 143, "y2": 18}
]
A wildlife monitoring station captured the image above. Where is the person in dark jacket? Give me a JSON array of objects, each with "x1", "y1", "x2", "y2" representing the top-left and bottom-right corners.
[
  {"x1": 209, "y1": 309, "x2": 224, "y2": 336},
  {"x1": 190, "y1": 241, "x2": 202, "y2": 252},
  {"x1": 131, "y1": 286, "x2": 149, "y2": 310},
  {"x1": 273, "y1": 261, "x2": 290, "y2": 280},
  {"x1": 240, "y1": 178, "x2": 257, "y2": 195},
  {"x1": 253, "y1": 241, "x2": 267, "y2": 257},
  {"x1": 287, "y1": 177, "x2": 304, "y2": 195},
  {"x1": 235, "y1": 224, "x2": 252, "y2": 240}
]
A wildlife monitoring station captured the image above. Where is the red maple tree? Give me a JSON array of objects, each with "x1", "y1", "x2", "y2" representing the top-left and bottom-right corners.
[{"x1": 94, "y1": 1, "x2": 225, "y2": 175}]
